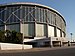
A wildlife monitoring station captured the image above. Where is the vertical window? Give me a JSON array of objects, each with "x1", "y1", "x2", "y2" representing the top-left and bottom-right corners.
[
  {"x1": 6, "y1": 24, "x2": 20, "y2": 32},
  {"x1": 11, "y1": 7, "x2": 14, "y2": 23},
  {"x1": 51, "y1": 13, "x2": 55, "y2": 25},
  {"x1": 13, "y1": 7, "x2": 16, "y2": 22},
  {"x1": 43, "y1": 9, "x2": 46, "y2": 22},
  {"x1": 45, "y1": 10, "x2": 48, "y2": 23},
  {"x1": 1, "y1": 8, "x2": 5, "y2": 22},
  {"x1": 36, "y1": 8, "x2": 40, "y2": 22},
  {"x1": 40, "y1": 8, "x2": 43, "y2": 22},
  {"x1": 0, "y1": 8, "x2": 5, "y2": 24},
  {"x1": 6, "y1": 7, "x2": 10, "y2": 23},
  {"x1": 31, "y1": 7, "x2": 35, "y2": 21},
  {"x1": 21, "y1": 23, "x2": 34, "y2": 36},
  {"x1": 28, "y1": 24, "x2": 34, "y2": 36},
  {"x1": 0, "y1": 26, "x2": 4, "y2": 31},
  {"x1": 47, "y1": 10, "x2": 51, "y2": 24},
  {"x1": 28, "y1": 7, "x2": 35, "y2": 21},
  {"x1": 22, "y1": 6, "x2": 26, "y2": 21},
  {"x1": 0, "y1": 8, "x2": 1, "y2": 25},
  {"x1": 17, "y1": 7, "x2": 20, "y2": 22},
  {"x1": 28, "y1": 7, "x2": 31, "y2": 21},
  {"x1": 51, "y1": 12, "x2": 52, "y2": 24},
  {"x1": 26, "y1": 6, "x2": 28, "y2": 21},
  {"x1": 14, "y1": 6, "x2": 20, "y2": 22},
  {"x1": 39, "y1": 8, "x2": 41, "y2": 22},
  {"x1": 56, "y1": 14, "x2": 59, "y2": 26}
]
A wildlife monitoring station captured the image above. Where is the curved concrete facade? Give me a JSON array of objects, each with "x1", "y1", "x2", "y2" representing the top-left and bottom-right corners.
[
  {"x1": 0, "y1": 2, "x2": 66, "y2": 37},
  {"x1": 0, "y1": 2, "x2": 67, "y2": 47}
]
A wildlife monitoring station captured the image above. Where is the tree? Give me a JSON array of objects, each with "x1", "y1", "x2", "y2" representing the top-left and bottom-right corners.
[
  {"x1": 0, "y1": 30, "x2": 23, "y2": 44},
  {"x1": 11, "y1": 30, "x2": 17, "y2": 43},
  {"x1": 11, "y1": 30, "x2": 23, "y2": 44},
  {"x1": 5, "y1": 30, "x2": 11, "y2": 43},
  {"x1": 16, "y1": 32, "x2": 23, "y2": 44},
  {"x1": 0, "y1": 30, "x2": 5, "y2": 42}
]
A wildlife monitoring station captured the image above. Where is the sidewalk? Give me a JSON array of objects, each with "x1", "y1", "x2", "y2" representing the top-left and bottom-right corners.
[{"x1": 0, "y1": 46, "x2": 75, "y2": 53}]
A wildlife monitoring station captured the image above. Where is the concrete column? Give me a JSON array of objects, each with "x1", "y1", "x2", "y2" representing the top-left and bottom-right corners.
[
  {"x1": 54, "y1": 27, "x2": 57, "y2": 37},
  {"x1": 50, "y1": 41, "x2": 53, "y2": 47},
  {"x1": 60, "y1": 41, "x2": 62, "y2": 47},
  {"x1": 34, "y1": 6, "x2": 36, "y2": 37},
  {"x1": 4, "y1": 24, "x2": 6, "y2": 31},
  {"x1": 50, "y1": 37, "x2": 53, "y2": 47},
  {"x1": 46, "y1": 24, "x2": 48, "y2": 38},
  {"x1": 68, "y1": 41, "x2": 70, "y2": 46}
]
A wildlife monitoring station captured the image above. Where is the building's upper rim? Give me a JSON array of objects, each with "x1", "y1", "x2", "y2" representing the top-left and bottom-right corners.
[{"x1": 0, "y1": 2, "x2": 66, "y2": 25}]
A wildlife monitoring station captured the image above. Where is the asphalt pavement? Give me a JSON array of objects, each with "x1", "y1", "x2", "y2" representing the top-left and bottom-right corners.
[{"x1": 0, "y1": 46, "x2": 75, "y2": 56}]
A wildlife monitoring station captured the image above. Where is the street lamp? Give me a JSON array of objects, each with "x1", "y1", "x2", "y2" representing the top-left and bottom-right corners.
[{"x1": 70, "y1": 33, "x2": 73, "y2": 46}]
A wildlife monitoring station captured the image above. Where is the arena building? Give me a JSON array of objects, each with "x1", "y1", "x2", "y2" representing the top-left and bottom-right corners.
[{"x1": 0, "y1": 2, "x2": 68, "y2": 47}]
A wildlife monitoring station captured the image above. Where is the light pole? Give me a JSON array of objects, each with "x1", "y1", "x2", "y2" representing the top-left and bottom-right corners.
[{"x1": 70, "y1": 33, "x2": 73, "y2": 46}]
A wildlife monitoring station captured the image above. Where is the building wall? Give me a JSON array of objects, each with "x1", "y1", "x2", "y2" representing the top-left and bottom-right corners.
[
  {"x1": 36, "y1": 24, "x2": 44, "y2": 37},
  {"x1": 21, "y1": 23, "x2": 35, "y2": 36},
  {"x1": 57, "y1": 28, "x2": 61, "y2": 37},
  {"x1": 48, "y1": 26, "x2": 54, "y2": 37},
  {"x1": 0, "y1": 3, "x2": 66, "y2": 38},
  {"x1": 0, "y1": 43, "x2": 32, "y2": 50}
]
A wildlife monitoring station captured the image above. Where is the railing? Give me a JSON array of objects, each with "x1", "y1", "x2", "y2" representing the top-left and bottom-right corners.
[{"x1": 49, "y1": 37, "x2": 68, "y2": 42}]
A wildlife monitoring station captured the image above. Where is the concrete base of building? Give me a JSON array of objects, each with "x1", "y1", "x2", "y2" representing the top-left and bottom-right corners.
[
  {"x1": 0, "y1": 43, "x2": 32, "y2": 50},
  {"x1": 23, "y1": 37, "x2": 69, "y2": 48}
]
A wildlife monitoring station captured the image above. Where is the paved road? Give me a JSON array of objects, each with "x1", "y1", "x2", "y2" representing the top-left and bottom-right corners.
[{"x1": 0, "y1": 46, "x2": 75, "y2": 56}]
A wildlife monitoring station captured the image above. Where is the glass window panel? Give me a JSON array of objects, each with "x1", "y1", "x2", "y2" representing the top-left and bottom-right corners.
[
  {"x1": 42, "y1": 9, "x2": 46, "y2": 22},
  {"x1": 51, "y1": 12, "x2": 52, "y2": 24},
  {"x1": 6, "y1": 7, "x2": 11, "y2": 23},
  {"x1": 13, "y1": 7, "x2": 16, "y2": 22},
  {"x1": 40, "y1": 8, "x2": 43, "y2": 22},
  {"x1": 0, "y1": 8, "x2": 5, "y2": 24},
  {"x1": 0, "y1": 26, "x2": 4, "y2": 31},
  {"x1": 21, "y1": 23, "x2": 34, "y2": 36},
  {"x1": 24, "y1": 7, "x2": 26, "y2": 21},
  {"x1": 39, "y1": 8, "x2": 41, "y2": 22},
  {"x1": 28, "y1": 24, "x2": 34, "y2": 36},
  {"x1": 31, "y1": 7, "x2": 35, "y2": 21},
  {"x1": 22, "y1": 6, "x2": 25, "y2": 20},
  {"x1": 56, "y1": 14, "x2": 59, "y2": 26},
  {"x1": 43, "y1": 9, "x2": 46, "y2": 22},
  {"x1": 36, "y1": 8, "x2": 40, "y2": 22},
  {"x1": 35, "y1": 7, "x2": 37, "y2": 21},
  {"x1": 6, "y1": 24, "x2": 20, "y2": 32},
  {"x1": 22, "y1": 6, "x2": 26, "y2": 21},
  {"x1": 1, "y1": 9, "x2": 5, "y2": 21},
  {"x1": 14, "y1": 7, "x2": 20, "y2": 22},
  {"x1": 21, "y1": 24, "x2": 28, "y2": 36},
  {"x1": 47, "y1": 10, "x2": 51, "y2": 23},
  {"x1": 11, "y1": 7, "x2": 14, "y2": 23},
  {"x1": 26, "y1": 6, "x2": 28, "y2": 21},
  {"x1": 51, "y1": 13, "x2": 55, "y2": 25},
  {"x1": 28, "y1": 7, "x2": 32, "y2": 21}
]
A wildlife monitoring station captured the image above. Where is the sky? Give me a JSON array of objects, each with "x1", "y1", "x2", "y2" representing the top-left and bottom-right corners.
[{"x1": 0, "y1": 0, "x2": 75, "y2": 40}]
